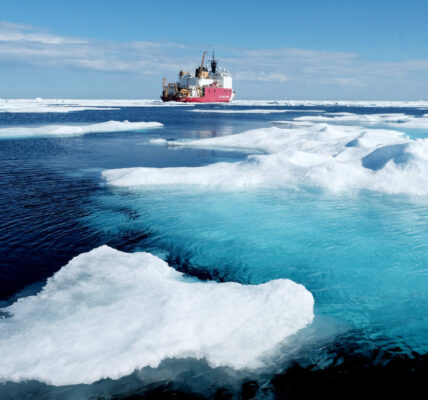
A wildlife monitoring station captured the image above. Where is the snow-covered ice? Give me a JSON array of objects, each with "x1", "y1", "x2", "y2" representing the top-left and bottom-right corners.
[
  {"x1": 104, "y1": 122, "x2": 428, "y2": 196},
  {"x1": 0, "y1": 246, "x2": 314, "y2": 385}
]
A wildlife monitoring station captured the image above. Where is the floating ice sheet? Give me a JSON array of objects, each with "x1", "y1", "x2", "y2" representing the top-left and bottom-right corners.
[
  {"x1": 0, "y1": 120, "x2": 163, "y2": 139},
  {"x1": 0, "y1": 246, "x2": 314, "y2": 385},
  {"x1": 103, "y1": 122, "x2": 428, "y2": 196}
]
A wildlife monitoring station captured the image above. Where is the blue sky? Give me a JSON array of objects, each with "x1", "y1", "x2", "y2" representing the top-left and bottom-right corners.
[{"x1": 1, "y1": 0, "x2": 428, "y2": 99}]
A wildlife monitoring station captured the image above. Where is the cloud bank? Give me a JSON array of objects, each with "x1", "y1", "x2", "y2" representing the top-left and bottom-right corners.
[{"x1": 1, "y1": 21, "x2": 427, "y2": 99}]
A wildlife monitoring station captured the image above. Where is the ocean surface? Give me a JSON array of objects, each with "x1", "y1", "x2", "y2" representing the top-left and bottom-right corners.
[{"x1": 0, "y1": 99, "x2": 427, "y2": 399}]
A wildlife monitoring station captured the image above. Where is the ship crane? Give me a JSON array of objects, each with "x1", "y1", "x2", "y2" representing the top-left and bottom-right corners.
[{"x1": 198, "y1": 51, "x2": 207, "y2": 78}]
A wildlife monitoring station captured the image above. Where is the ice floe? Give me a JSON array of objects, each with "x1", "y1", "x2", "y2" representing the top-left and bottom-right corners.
[
  {"x1": 231, "y1": 100, "x2": 428, "y2": 108},
  {"x1": 3, "y1": 99, "x2": 428, "y2": 113},
  {"x1": 190, "y1": 109, "x2": 325, "y2": 114},
  {"x1": 0, "y1": 99, "x2": 194, "y2": 113},
  {"x1": 149, "y1": 138, "x2": 168, "y2": 145},
  {"x1": 0, "y1": 120, "x2": 163, "y2": 139},
  {"x1": 0, "y1": 246, "x2": 314, "y2": 385},
  {"x1": 103, "y1": 122, "x2": 428, "y2": 196},
  {"x1": 292, "y1": 113, "x2": 428, "y2": 129}
]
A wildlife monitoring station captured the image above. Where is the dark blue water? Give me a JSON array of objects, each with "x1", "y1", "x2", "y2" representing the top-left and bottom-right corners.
[{"x1": 0, "y1": 104, "x2": 427, "y2": 399}]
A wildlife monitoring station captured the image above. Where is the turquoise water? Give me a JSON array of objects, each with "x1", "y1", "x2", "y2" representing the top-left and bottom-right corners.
[
  {"x1": 86, "y1": 187, "x2": 428, "y2": 356},
  {"x1": 1, "y1": 104, "x2": 427, "y2": 398}
]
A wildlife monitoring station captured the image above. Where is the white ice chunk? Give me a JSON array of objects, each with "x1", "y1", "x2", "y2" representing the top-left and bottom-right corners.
[
  {"x1": 149, "y1": 138, "x2": 168, "y2": 145},
  {"x1": 0, "y1": 246, "x2": 314, "y2": 385}
]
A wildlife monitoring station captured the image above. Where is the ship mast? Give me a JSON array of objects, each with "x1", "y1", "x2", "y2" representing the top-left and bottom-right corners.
[{"x1": 211, "y1": 51, "x2": 217, "y2": 73}]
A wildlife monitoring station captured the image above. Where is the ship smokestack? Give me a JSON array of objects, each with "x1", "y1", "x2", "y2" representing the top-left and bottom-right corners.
[{"x1": 211, "y1": 51, "x2": 217, "y2": 73}]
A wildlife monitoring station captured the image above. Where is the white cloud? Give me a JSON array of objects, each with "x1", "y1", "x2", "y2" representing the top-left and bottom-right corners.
[
  {"x1": 235, "y1": 71, "x2": 291, "y2": 82},
  {"x1": 0, "y1": 21, "x2": 87, "y2": 44},
  {"x1": 319, "y1": 78, "x2": 366, "y2": 87}
]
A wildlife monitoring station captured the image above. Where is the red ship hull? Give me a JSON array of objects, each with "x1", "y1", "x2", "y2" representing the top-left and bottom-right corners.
[{"x1": 162, "y1": 87, "x2": 233, "y2": 103}]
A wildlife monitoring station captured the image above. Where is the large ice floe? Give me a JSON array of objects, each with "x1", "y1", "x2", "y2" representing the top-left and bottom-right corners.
[
  {"x1": 0, "y1": 120, "x2": 163, "y2": 139},
  {"x1": 0, "y1": 246, "x2": 314, "y2": 385},
  {"x1": 103, "y1": 122, "x2": 428, "y2": 196}
]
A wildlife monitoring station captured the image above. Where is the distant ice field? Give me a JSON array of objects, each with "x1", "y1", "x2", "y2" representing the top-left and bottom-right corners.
[
  {"x1": 0, "y1": 99, "x2": 195, "y2": 113},
  {"x1": 2, "y1": 98, "x2": 428, "y2": 113},
  {"x1": 0, "y1": 101, "x2": 427, "y2": 397}
]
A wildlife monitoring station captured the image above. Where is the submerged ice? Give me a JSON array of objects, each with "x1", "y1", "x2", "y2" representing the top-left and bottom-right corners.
[
  {"x1": 103, "y1": 122, "x2": 428, "y2": 196},
  {"x1": 0, "y1": 246, "x2": 314, "y2": 385}
]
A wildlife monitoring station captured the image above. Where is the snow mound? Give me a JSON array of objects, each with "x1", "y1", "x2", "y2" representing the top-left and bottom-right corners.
[
  {"x1": 103, "y1": 123, "x2": 428, "y2": 196},
  {"x1": 0, "y1": 246, "x2": 314, "y2": 385},
  {"x1": 0, "y1": 120, "x2": 163, "y2": 139}
]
